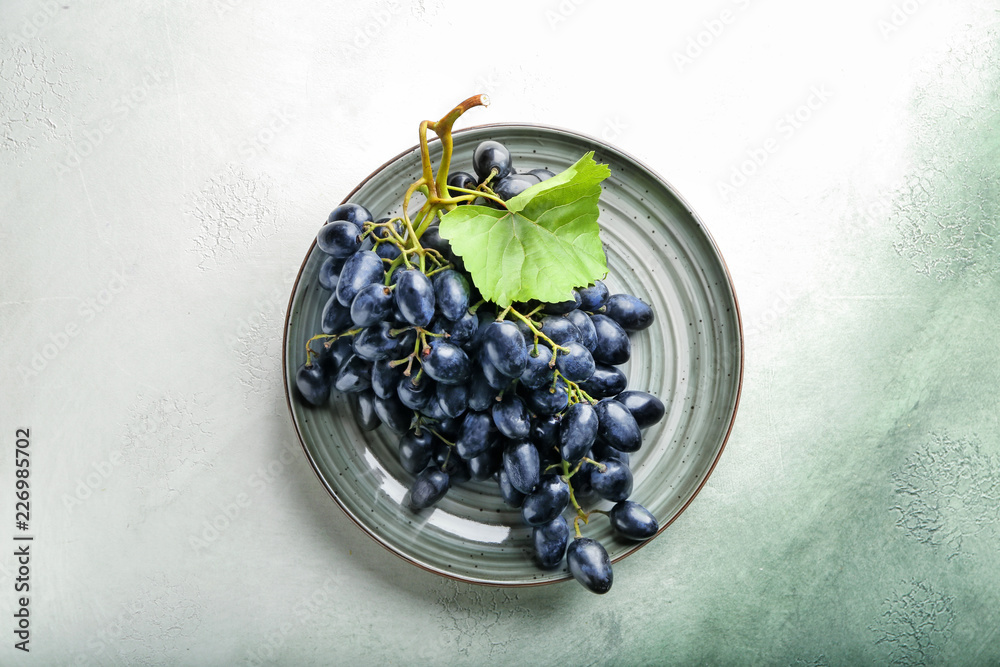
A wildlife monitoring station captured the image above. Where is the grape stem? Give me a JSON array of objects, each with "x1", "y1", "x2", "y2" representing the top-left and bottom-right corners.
[
  {"x1": 504, "y1": 307, "x2": 570, "y2": 354},
  {"x1": 304, "y1": 329, "x2": 361, "y2": 363}
]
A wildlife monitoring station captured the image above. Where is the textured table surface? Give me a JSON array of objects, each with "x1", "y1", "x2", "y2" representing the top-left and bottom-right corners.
[{"x1": 2, "y1": 1, "x2": 999, "y2": 664}]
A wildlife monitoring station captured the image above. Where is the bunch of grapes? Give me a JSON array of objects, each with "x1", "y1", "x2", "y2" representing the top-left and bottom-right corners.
[{"x1": 295, "y1": 113, "x2": 666, "y2": 594}]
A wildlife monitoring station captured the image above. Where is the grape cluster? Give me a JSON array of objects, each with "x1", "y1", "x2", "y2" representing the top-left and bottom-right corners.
[{"x1": 295, "y1": 139, "x2": 665, "y2": 595}]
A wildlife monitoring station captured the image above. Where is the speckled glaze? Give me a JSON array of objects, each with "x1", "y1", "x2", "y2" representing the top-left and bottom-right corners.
[{"x1": 282, "y1": 124, "x2": 743, "y2": 586}]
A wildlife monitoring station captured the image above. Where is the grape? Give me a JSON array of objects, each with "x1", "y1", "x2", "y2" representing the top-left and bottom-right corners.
[
  {"x1": 540, "y1": 316, "x2": 580, "y2": 345},
  {"x1": 447, "y1": 310, "x2": 479, "y2": 348},
  {"x1": 595, "y1": 399, "x2": 642, "y2": 453},
  {"x1": 579, "y1": 364, "x2": 627, "y2": 398},
  {"x1": 521, "y1": 475, "x2": 570, "y2": 526},
  {"x1": 609, "y1": 501, "x2": 658, "y2": 540},
  {"x1": 590, "y1": 459, "x2": 633, "y2": 502},
  {"x1": 532, "y1": 516, "x2": 569, "y2": 570},
  {"x1": 351, "y1": 390, "x2": 380, "y2": 431},
  {"x1": 321, "y1": 294, "x2": 353, "y2": 335},
  {"x1": 559, "y1": 402, "x2": 598, "y2": 463},
  {"x1": 397, "y1": 375, "x2": 435, "y2": 411},
  {"x1": 456, "y1": 411, "x2": 493, "y2": 460},
  {"x1": 318, "y1": 255, "x2": 343, "y2": 291},
  {"x1": 615, "y1": 391, "x2": 665, "y2": 428},
  {"x1": 567, "y1": 538, "x2": 613, "y2": 594},
  {"x1": 372, "y1": 218, "x2": 404, "y2": 261},
  {"x1": 497, "y1": 469, "x2": 526, "y2": 508},
  {"x1": 353, "y1": 321, "x2": 400, "y2": 361},
  {"x1": 491, "y1": 394, "x2": 530, "y2": 440},
  {"x1": 483, "y1": 321, "x2": 529, "y2": 377},
  {"x1": 493, "y1": 174, "x2": 536, "y2": 201},
  {"x1": 371, "y1": 359, "x2": 403, "y2": 399},
  {"x1": 467, "y1": 374, "x2": 499, "y2": 412},
  {"x1": 434, "y1": 448, "x2": 470, "y2": 485},
  {"x1": 531, "y1": 413, "x2": 562, "y2": 451},
  {"x1": 480, "y1": 350, "x2": 514, "y2": 391},
  {"x1": 336, "y1": 251, "x2": 384, "y2": 307},
  {"x1": 591, "y1": 440, "x2": 629, "y2": 467},
  {"x1": 436, "y1": 383, "x2": 469, "y2": 419},
  {"x1": 467, "y1": 446, "x2": 502, "y2": 481},
  {"x1": 446, "y1": 171, "x2": 477, "y2": 200},
  {"x1": 394, "y1": 269, "x2": 436, "y2": 327},
  {"x1": 603, "y1": 294, "x2": 654, "y2": 331},
  {"x1": 317, "y1": 220, "x2": 362, "y2": 257},
  {"x1": 433, "y1": 270, "x2": 471, "y2": 321},
  {"x1": 350, "y1": 283, "x2": 394, "y2": 327},
  {"x1": 295, "y1": 362, "x2": 331, "y2": 406},
  {"x1": 328, "y1": 203, "x2": 374, "y2": 226},
  {"x1": 519, "y1": 345, "x2": 554, "y2": 389},
  {"x1": 522, "y1": 377, "x2": 569, "y2": 415},
  {"x1": 554, "y1": 341, "x2": 595, "y2": 382},
  {"x1": 473, "y1": 140, "x2": 513, "y2": 181},
  {"x1": 590, "y1": 314, "x2": 631, "y2": 365},
  {"x1": 398, "y1": 430, "x2": 435, "y2": 475},
  {"x1": 565, "y1": 309, "x2": 597, "y2": 351},
  {"x1": 542, "y1": 291, "x2": 581, "y2": 314},
  {"x1": 503, "y1": 440, "x2": 540, "y2": 494},
  {"x1": 373, "y1": 394, "x2": 412, "y2": 434},
  {"x1": 577, "y1": 280, "x2": 609, "y2": 311},
  {"x1": 409, "y1": 467, "x2": 450, "y2": 510},
  {"x1": 423, "y1": 397, "x2": 448, "y2": 421},
  {"x1": 421, "y1": 341, "x2": 471, "y2": 385},
  {"x1": 334, "y1": 355, "x2": 372, "y2": 393},
  {"x1": 528, "y1": 168, "x2": 556, "y2": 181},
  {"x1": 420, "y1": 225, "x2": 461, "y2": 269}
]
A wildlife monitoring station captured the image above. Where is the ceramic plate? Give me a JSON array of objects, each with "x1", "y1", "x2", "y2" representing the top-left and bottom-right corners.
[{"x1": 283, "y1": 124, "x2": 743, "y2": 586}]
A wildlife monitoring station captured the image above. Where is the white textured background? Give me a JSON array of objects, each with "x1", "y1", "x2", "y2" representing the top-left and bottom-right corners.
[{"x1": 3, "y1": 0, "x2": 999, "y2": 664}]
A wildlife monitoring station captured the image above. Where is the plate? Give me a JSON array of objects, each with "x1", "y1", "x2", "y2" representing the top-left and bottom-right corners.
[{"x1": 282, "y1": 123, "x2": 743, "y2": 586}]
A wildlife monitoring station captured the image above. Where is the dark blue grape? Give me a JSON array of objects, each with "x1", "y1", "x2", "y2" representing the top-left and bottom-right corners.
[
  {"x1": 609, "y1": 501, "x2": 658, "y2": 540},
  {"x1": 398, "y1": 430, "x2": 435, "y2": 475},
  {"x1": 409, "y1": 467, "x2": 450, "y2": 510},
  {"x1": 491, "y1": 394, "x2": 530, "y2": 440},
  {"x1": 351, "y1": 390, "x2": 380, "y2": 431},
  {"x1": 473, "y1": 140, "x2": 513, "y2": 181},
  {"x1": 531, "y1": 414, "x2": 562, "y2": 451},
  {"x1": 480, "y1": 351, "x2": 514, "y2": 391},
  {"x1": 493, "y1": 174, "x2": 535, "y2": 201},
  {"x1": 328, "y1": 203, "x2": 374, "y2": 226},
  {"x1": 591, "y1": 439, "x2": 629, "y2": 467},
  {"x1": 497, "y1": 469, "x2": 526, "y2": 508},
  {"x1": 421, "y1": 341, "x2": 470, "y2": 385},
  {"x1": 373, "y1": 394, "x2": 412, "y2": 434},
  {"x1": 483, "y1": 321, "x2": 528, "y2": 377},
  {"x1": 456, "y1": 411, "x2": 493, "y2": 460},
  {"x1": 467, "y1": 444, "x2": 502, "y2": 481},
  {"x1": 595, "y1": 399, "x2": 642, "y2": 452},
  {"x1": 353, "y1": 321, "x2": 398, "y2": 361},
  {"x1": 334, "y1": 354, "x2": 372, "y2": 393},
  {"x1": 522, "y1": 378, "x2": 569, "y2": 415},
  {"x1": 318, "y1": 255, "x2": 343, "y2": 291},
  {"x1": 559, "y1": 403, "x2": 599, "y2": 463},
  {"x1": 375, "y1": 240, "x2": 401, "y2": 261},
  {"x1": 420, "y1": 225, "x2": 461, "y2": 269},
  {"x1": 604, "y1": 294, "x2": 654, "y2": 331},
  {"x1": 503, "y1": 440, "x2": 540, "y2": 494},
  {"x1": 434, "y1": 449, "x2": 470, "y2": 485},
  {"x1": 433, "y1": 270, "x2": 470, "y2": 321},
  {"x1": 321, "y1": 294, "x2": 353, "y2": 335},
  {"x1": 295, "y1": 362, "x2": 331, "y2": 406},
  {"x1": 350, "y1": 283, "x2": 393, "y2": 327},
  {"x1": 371, "y1": 358, "x2": 403, "y2": 399},
  {"x1": 446, "y1": 170, "x2": 478, "y2": 201},
  {"x1": 577, "y1": 281, "x2": 609, "y2": 311},
  {"x1": 448, "y1": 311, "x2": 479, "y2": 348},
  {"x1": 572, "y1": 461, "x2": 596, "y2": 497},
  {"x1": 555, "y1": 341, "x2": 595, "y2": 382},
  {"x1": 590, "y1": 459, "x2": 633, "y2": 502},
  {"x1": 423, "y1": 397, "x2": 449, "y2": 421},
  {"x1": 467, "y1": 374, "x2": 500, "y2": 412},
  {"x1": 615, "y1": 391, "x2": 665, "y2": 428},
  {"x1": 519, "y1": 345, "x2": 554, "y2": 389},
  {"x1": 542, "y1": 291, "x2": 581, "y2": 314},
  {"x1": 468, "y1": 310, "x2": 496, "y2": 351},
  {"x1": 532, "y1": 515, "x2": 569, "y2": 570},
  {"x1": 394, "y1": 269, "x2": 435, "y2": 327},
  {"x1": 567, "y1": 538, "x2": 613, "y2": 594},
  {"x1": 540, "y1": 316, "x2": 580, "y2": 345},
  {"x1": 397, "y1": 375, "x2": 435, "y2": 411},
  {"x1": 317, "y1": 220, "x2": 362, "y2": 257},
  {"x1": 565, "y1": 310, "x2": 597, "y2": 351},
  {"x1": 528, "y1": 168, "x2": 556, "y2": 181},
  {"x1": 336, "y1": 251, "x2": 384, "y2": 307},
  {"x1": 521, "y1": 475, "x2": 570, "y2": 526},
  {"x1": 579, "y1": 364, "x2": 627, "y2": 398},
  {"x1": 590, "y1": 314, "x2": 631, "y2": 365},
  {"x1": 436, "y1": 383, "x2": 468, "y2": 419}
]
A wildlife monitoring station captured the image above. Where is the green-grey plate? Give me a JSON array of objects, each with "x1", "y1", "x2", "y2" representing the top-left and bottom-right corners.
[{"x1": 283, "y1": 123, "x2": 743, "y2": 586}]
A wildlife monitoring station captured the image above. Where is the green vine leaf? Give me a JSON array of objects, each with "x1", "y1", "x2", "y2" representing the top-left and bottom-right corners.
[{"x1": 438, "y1": 152, "x2": 610, "y2": 307}]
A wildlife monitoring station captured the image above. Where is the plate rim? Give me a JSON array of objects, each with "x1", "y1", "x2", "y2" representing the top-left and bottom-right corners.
[{"x1": 282, "y1": 121, "x2": 745, "y2": 587}]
